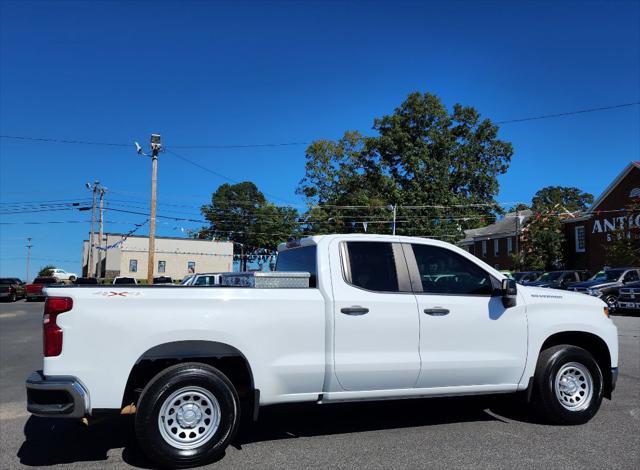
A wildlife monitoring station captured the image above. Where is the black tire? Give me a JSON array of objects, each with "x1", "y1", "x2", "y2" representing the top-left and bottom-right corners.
[
  {"x1": 68, "y1": 276, "x2": 76, "y2": 282},
  {"x1": 135, "y1": 363, "x2": 240, "y2": 468},
  {"x1": 531, "y1": 345, "x2": 603, "y2": 425}
]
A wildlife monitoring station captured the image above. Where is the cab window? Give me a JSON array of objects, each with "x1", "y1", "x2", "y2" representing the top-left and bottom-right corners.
[{"x1": 411, "y1": 244, "x2": 493, "y2": 296}]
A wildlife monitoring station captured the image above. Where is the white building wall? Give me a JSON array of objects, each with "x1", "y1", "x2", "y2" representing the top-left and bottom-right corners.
[{"x1": 82, "y1": 234, "x2": 233, "y2": 280}]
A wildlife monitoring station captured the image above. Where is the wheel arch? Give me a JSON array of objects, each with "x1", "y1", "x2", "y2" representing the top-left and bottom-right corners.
[
  {"x1": 122, "y1": 340, "x2": 256, "y2": 411},
  {"x1": 537, "y1": 331, "x2": 613, "y2": 399}
]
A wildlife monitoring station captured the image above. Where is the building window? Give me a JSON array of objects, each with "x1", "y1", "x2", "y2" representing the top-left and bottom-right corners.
[
  {"x1": 482, "y1": 240, "x2": 487, "y2": 257},
  {"x1": 187, "y1": 261, "x2": 196, "y2": 274},
  {"x1": 158, "y1": 260, "x2": 166, "y2": 273},
  {"x1": 575, "y1": 226, "x2": 586, "y2": 253},
  {"x1": 507, "y1": 237, "x2": 513, "y2": 253},
  {"x1": 494, "y1": 239, "x2": 499, "y2": 256},
  {"x1": 129, "y1": 259, "x2": 138, "y2": 273}
]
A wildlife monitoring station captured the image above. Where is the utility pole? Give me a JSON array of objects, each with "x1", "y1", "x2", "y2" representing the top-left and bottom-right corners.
[
  {"x1": 86, "y1": 181, "x2": 100, "y2": 277},
  {"x1": 388, "y1": 204, "x2": 398, "y2": 235},
  {"x1": 96, "y1": 187, "x2": 107, "y2": 278},
  {"x1": 26, "y1": 237, "x2": 33, "y2": 282},
  {"x1": 136, "y1": 134, "x2": 162, "y2": 285}
]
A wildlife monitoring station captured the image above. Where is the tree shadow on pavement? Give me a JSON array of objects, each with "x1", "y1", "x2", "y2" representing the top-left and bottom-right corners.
[{"x1": 17, "y1": 395, "x2": 533, "y2": 468}]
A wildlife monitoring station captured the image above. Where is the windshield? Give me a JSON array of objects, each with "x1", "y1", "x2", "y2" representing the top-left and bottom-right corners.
[
  {"x1": 539, "y1": 272, "x2": 563, "y2": 281},
  {"x1": 0, "y1": 278, "x2": 17, "y2": 284},
  {"x1": 590, "y1": 270, "x2": 623, "y2": 281}
]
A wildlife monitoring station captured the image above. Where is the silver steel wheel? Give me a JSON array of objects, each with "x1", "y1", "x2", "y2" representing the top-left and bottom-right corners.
[
  {"x1": 158, "y1": 386, "x2": 221, "y2": 450},
  {"x1": 554, "y1": 362, "x2": 593, "y2": 411}
]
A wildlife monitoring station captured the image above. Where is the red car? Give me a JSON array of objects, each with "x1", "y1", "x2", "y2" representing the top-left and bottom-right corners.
[{"x1": 25, "y1": 277, "x2": 60, "y2": 302}]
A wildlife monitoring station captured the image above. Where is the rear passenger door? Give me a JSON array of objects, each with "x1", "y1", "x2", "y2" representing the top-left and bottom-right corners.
[{"x1": 331, "y1": 240, "x2": 421, "y2": 391}]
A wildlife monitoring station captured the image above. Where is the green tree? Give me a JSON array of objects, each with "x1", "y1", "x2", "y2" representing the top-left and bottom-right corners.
[
  {"x1": 531, "y1": 186, "x2": 594, "y2": 212},
  {"x1": 520, "y1": 186, "x2": 594, "y2": 270},
  {"x1": 200, "y1": 182, "x2": 300, "y2": 270},
  {"x1": 38, "y1": 265, "x2": 56, "y2": 277},
  {"x1": 298, "y1": 92, "x2": 513, "y2": 240},
  {"x1": 520, "y1": 212, "x2": 564, "y2": 270}
]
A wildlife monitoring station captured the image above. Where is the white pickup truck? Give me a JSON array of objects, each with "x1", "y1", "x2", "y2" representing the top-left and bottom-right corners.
[{"x1": 26, "y1": 234, "x2": 619, "y2": 468}]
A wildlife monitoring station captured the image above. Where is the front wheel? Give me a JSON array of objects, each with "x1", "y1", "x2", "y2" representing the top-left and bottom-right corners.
[
  {"x1": 135, "y1": 363, "x2": 240, "y2": 468},
  {"x1": 531, "y1": 345, "x2": 603, "y2": 425},
  {"x1": 603, "y1": 295, "x2": 617, "y2": 311}
]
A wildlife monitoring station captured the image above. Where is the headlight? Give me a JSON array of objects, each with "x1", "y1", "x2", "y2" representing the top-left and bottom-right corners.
[{"x1": 586, "y1": 288, "x2": 602, "y2": 296}]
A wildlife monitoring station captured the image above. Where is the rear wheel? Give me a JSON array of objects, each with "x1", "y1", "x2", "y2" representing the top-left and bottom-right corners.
[
  {"x1": 531, "y1": 345, "x2": 603, "y2": 425},
  {"x1": 135, "y1": 363, "x2": 240, "y2": 468}
]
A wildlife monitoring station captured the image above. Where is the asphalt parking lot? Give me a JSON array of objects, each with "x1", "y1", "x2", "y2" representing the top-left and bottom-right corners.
[{"x1": 0, "y1": 300, "x2": 638, "y2": 469}]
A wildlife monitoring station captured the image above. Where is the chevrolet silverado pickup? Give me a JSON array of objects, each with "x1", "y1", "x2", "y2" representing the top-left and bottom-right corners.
[{"x1": 26, "y1": 234, "x2": 619, "y2": 468}]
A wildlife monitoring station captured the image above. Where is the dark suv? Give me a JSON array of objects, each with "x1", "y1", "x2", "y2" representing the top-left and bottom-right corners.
[
  {"x1": 568, "y1": 267, "x2": 640, "y2": 309},
  {"x1": 618, "y1": 281, "x2": 640, "y2": 312},
  {"x1": 523, "y1": 270, "x2": 590, "y2": 290},
  {"x1": 512, "y1": 271, "x2": 543, "y2": 284}
]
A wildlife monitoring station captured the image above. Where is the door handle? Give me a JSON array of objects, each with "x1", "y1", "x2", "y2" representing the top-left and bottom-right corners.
[
  {"x1": 424, "y1": 308, "x2": 450, "y2": 316},
  {"x1": 341, "y1": 306, "x2": 369, "y2": 315}
]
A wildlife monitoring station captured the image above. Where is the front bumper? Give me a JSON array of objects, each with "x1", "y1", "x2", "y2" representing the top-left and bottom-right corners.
[{"x1": 26, "y1": 370, "x2": 89, "y2": 418}]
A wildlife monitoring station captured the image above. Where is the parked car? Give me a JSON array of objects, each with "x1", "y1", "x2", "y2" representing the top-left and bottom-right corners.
[
  {"x1": 181, "y1": 273, "x2": 222, "y2": 286},
  {"x1": 27, "y1": 234, "x2": 618, "y2": 468},
  {"x1": 113, "y1": 277, "x2": 138, "y2": 285},
  {"x1": 0, "y1": 277, "x2": 26, "y2": 302},
  {"x1": 568, "y1": 267, "x2": 640, "y2": 309},
  {"x1": 512, "y1": 271, "x2": 543, "y2": 284},
  {"x1": 73, "y1": 277, "x2": 99, "y2": 285},
  {"x1": 617, "y1": 281, "x2": 640, "y2": 312},
  {"x1": 25, "y1": 277, "x2": 60, "y2": 301},
  {"x1": 523, "y1": 270, "x2": 590, "y2": 290},
  {"x1": 50, "y1": 268, "x2": 77, "y2": 282}
]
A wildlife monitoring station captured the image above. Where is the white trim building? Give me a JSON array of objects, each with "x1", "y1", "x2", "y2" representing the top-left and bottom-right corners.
[{"x1": 82, "y1": 234, "x2": 233, "y2": 280}]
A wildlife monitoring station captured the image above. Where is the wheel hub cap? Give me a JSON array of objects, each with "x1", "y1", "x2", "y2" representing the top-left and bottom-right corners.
[{"x1": 176, "y1": 403, "x2": 203, "y2": 428}]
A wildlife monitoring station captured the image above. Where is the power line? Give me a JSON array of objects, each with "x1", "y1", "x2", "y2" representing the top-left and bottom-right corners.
[
  {"x1": 495, "y1": 102, "x2": 640, "y2": 124},
  {"x1": 2, "y1": 100, "x2": 638, "y2": 150},
  {"x1": 0, "y1": 135, "x2": 131, "y2": 147},
  {"x1": 165, "y1": 148, "x2": 297, "y2": 205}
]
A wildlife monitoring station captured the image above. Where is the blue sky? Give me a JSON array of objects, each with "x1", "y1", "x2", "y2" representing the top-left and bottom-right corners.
[{"x1": 1, "y1": 0, "x2": 639, "y2": 278}]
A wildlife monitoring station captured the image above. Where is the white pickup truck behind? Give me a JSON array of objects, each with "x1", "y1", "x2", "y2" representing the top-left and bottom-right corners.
[{"x1": 27, "y1": 234, "x2": 619, "y2": 468}]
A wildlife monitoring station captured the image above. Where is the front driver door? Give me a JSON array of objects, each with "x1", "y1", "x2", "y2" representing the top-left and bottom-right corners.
[
  {"x1": 331, "y1": 239, "x2": 421, "y2": 391},
  {"x1": 406, "y1": 243, "x2": 527, "y2": 389}
]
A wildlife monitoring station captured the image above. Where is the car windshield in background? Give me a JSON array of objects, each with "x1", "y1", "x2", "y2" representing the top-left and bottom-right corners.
[
  {"x1": 275, "y1": 245, "x2": 317, "y2": 287},
  {"x1": 0, "y1": 278, "x2": 16, "y2": 284},
  {"x1": 33, "y1": 277, "x2": 58, "y2": 284},
  {"x1": 539, "y1": 272, "x2": 563, "y2": 281},
  {"x1": 114, "y1": 277, "x2": 136, "y2": 285},
  {"x1": 591, "y1": 270, "x2": 624, "y2": 281}
]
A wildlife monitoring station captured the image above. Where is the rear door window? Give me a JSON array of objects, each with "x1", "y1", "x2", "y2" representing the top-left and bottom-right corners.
[{"x1": 343, "y1": 242, "x2": 399, "y2": 292}]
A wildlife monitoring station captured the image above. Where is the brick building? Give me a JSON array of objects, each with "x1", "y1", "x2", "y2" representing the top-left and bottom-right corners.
[
  {"x1": 563, "y1": 161, "x2": 640, "y2": 272},
  {"x1": 460, "y1": 210, "x2": 531, "y2": 270}
]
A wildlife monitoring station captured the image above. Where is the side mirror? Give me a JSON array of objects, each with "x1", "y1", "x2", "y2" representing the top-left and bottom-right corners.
[{"x1": 502, "y1": 278, "x2": 517, "y2": 308}]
